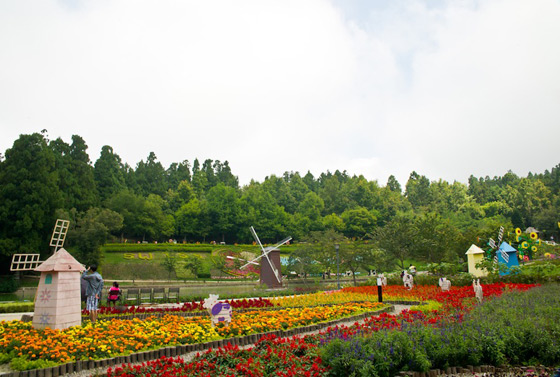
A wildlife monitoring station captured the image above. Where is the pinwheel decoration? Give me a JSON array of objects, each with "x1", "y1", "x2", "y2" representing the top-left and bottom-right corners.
[{"x1": 512, "y1": 227, "x2": 541, "y2": 261}]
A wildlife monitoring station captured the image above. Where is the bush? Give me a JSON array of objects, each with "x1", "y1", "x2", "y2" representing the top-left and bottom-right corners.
[
  {"x1": 0, "y1": 302, "x2": 34, "y2": 313},
  {"x1": 0, "y1": 276, "x2": 20, "y2": 293}
]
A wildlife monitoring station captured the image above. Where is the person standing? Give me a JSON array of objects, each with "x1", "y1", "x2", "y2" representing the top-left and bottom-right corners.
[{"x1": 82, "y1": 265, "x2": 103, "y2": 324}]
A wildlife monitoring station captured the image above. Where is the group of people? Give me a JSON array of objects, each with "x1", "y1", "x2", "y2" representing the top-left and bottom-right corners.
[{"x1": 81, "y1": 265, "x2": 122, "y2": 323}]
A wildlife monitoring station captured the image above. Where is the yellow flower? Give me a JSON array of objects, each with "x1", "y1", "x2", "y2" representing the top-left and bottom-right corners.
[
  {"x1": 521, "y1": 241, "x2": 529, "y2": 249},
  {"x1": 530, "y1": 232, "x2": 538, "y2": 240},
  {"x1": 515, "y1": 228, "x2": 522, "y2": 236}
]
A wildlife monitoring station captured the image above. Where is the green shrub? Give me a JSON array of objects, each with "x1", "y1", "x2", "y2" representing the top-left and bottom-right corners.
[
  {"x1": 0, "y1": 302, "x2": 34, "y2": 313},
  {"x1": 0, "y1": 276, "x2": 20, "y2": 293},
  {"x1": 10, "y1": 356, "x2": 58, "y2": 371}
]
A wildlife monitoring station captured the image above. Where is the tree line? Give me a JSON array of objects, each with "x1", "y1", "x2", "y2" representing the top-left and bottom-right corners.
[{"x1": 1, "y1": 131, "x2": 559, "y2": 272}]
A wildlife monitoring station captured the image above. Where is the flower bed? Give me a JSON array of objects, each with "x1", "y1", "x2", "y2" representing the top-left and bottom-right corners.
[
  {"x1": 94, "y1": 282, "x2": 552, "y2": 377},
  {"x1": 104, "y1": 335, "x2": 327, "y2": 377},
  {"x1": 0, "y1": 301, "x2": 384, "y2": 370}
]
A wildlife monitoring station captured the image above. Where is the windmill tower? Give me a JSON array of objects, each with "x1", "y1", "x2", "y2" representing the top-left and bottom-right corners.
[
  {"x1": 240, "y1": 227, "x2": 291, "y2": 288},
  {"x1": 12, "y1": 219, "x2": 85, "y2": 329}
]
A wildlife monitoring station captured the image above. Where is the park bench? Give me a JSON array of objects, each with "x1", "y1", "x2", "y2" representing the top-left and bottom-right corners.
[
  {"x1": 125, "y1": 288, "x2": 140, "y2": 305},
  {"x1": 139, "y1": 288, "x2": 153, "y2": 304},
  {"x1": 167, "y1": 287, "x2": 180, "y2": 302},
  {"x1": 152, "y1": 287, "x2": 166, "y2": 302}
]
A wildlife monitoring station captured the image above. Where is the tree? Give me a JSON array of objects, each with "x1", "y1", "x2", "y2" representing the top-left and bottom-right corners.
[
  {"x1": 68, "y1": 208, "x2": 123, "y2": 266},
  {"x1": 175, "y1": 198, "x2": 210, "y2": 242},
  {"x1": 183, "y1": 255, "x2": 203, "y2": 278},
  {"x1": 303, "y1": 230, "x2": 345, "y2": 278},
  {"x1": 341, "y1": 207, "x2": 377, "y2": 239},
  {"x1": 405, "y1": 171, "x2": 431, "y2": 210},
  {"x1": 373, "y1": 214, "x2": 417, "y2": 269},
  {"x1": 296, "y1": 192, "x2": 325, "y2": 233},
  {"x1": 51, "y1": 135, "x2": 98, "y2": 211},
  {"x1": 161, "y1": 254, "x2": 177, "y2": 281},
  {"x1": 134, "y1": 152, "x2": 167, "y2": 197},
  {"x1": 191, "y1": 158, "x2": 208, "y2": 197},
  {"x1": 166, "y1": 160, "x2": 191, "y2": 190},
  {"x1": 206, "y1": 183, "x2": 240, "y2": 243},
  {"x1": 413, "y1": 212, "x2": 463, "y2": 264},
  {"x1": 337, "y1": 240, "x2": 375, "y2": 286},
  {"x1": 214, "y1": 160, "x2": 239, "y2": 188},
  {"x1": 0, "y1": 132, "x2": 62, "y2": 267},
  {"x1": 238, "y1": 182, "x2": 290, "y2": 241},
  {"x1": 387, "y1": 175, "x2": 402, "y2": 193},
  {"x1": 94, "y1": 146, "x2": 126, "y2": 203}
]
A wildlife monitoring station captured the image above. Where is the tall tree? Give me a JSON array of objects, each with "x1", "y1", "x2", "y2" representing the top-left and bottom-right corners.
[
  {"x1": 386, "y1": 175, "x2": 402, "y2": 193},
  {"x1": 405, "y1": 171, "x2": 431, "y2": 210},
  {"x1": 214, "y1": 160, "x2": 239, "y2": 188},
  {"x1": 0, "y1": 132, "x2": 62, "y2": 265},
  {"x1": 341, "y1": 207, "x2": 377, "y2": 239},
  {"x1": 206, "y1": 183, "x2": 240, "y2": 243},
  {"x1": 94, "y1": 146, "x2": 126, "y2": 203},
  {"x1": 166, "y1": 160, "x2": 191, "y2": 190},
  {"x1": 373, "y1": 214, "x2": 416, "y2": 269},
  {"x1": 51, "y1": 135, "x2": 97, "y2": 211},
  {"x1": 68, "y1": 208, "x2": 123, "y2": 266},
  {"x1": 134, "y1": 152, "x2": 167, "y2": 197}
]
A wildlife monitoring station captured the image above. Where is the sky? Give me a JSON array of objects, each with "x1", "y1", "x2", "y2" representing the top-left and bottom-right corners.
[{"x1": 1, "y1": 0, "x2": 559, "y2": 187}]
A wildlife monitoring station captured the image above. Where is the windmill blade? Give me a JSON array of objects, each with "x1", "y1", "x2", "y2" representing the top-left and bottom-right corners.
[
  {"x1": 265, "y1": 236, "x2": 292, "y2": 252},
  {"x1": 250, "y1": 226, "x2": 266, "y2": 252},
  {"x1": 498, "y1": 226, "x2": 504, "y2": 243},
  {"x1": 50, "y1": 219, "x2": 69, "y2": 252},
  {"x1": 240, "y1": 253, "x2": 264, "y2": 269},
  {"x1": 227, "y1": 255, "x2": 259, "y2": 265}
]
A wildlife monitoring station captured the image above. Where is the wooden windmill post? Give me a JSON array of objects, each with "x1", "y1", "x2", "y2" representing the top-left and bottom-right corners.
[
  {"x1": 240, "y1": 227, "x2": 291, "y2": 289},
  {"x1": 11, "y1": 219, "x2": 85, "y2": 329}
]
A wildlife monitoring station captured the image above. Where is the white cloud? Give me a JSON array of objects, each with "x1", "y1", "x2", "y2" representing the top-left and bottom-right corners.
[{"x1": 1, "y1": 0, "x2": 559, "y2": 188}]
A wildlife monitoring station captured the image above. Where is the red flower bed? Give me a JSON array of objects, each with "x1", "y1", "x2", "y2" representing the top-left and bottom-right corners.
[
  {"x1": 106, "y1": 335, "x2": 327, "y2": 377},
  {"x1": 89, "y1": 298, "x2": 276, "y2": 316}
]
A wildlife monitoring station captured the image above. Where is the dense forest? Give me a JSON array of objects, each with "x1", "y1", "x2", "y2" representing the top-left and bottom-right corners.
[{"x1": 1, "y1": 131, "x2": 559, "y2": 273}]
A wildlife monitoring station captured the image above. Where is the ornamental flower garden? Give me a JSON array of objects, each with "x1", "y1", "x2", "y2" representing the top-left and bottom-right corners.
[{"x1": 1, "y1": 283, "x2": 560, "y2": 376}]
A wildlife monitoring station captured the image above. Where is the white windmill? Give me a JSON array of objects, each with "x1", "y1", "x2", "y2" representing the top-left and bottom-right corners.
[
  {"x1": 11, "y1": 219, "x2": 85, "y2": 329},
  {"x1": 240, "y1": 226, "x2": 291, "y2": 288}
]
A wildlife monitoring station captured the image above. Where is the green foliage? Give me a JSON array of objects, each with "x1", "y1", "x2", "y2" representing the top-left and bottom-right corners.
[
  {"x1": 2, "y1": 131, "x2": 560, "y2": 275},
  {"x1": 0, "y1": 276, "x2": 20, "y2": 293},
  {"x1": 183, "y1": 255, "x2": 202, "y2": 277},
  {"x1": 321, "y1": 330, "x2": 431, "y2": 377},
  {"x1": 101, "y1": 243, "x2": 214, "y2": 253},
  {"x1": 0, "y1": 302, "x2": 34, "y2": 313},
  {"x1": 68, "y1": 208, "x2": 123, "y2": 266},
  {"x1": 322, "y1": 285, "x2": 560, "y2": 374},
  {"x1": 10, "y1": 356, "x2": 58, "y2": 371},
  {"x1": 160, "y1": 254, "x2": 177, "y2": 280}
]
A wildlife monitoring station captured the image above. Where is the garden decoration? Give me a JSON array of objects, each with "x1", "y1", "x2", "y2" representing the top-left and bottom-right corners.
[
  {"x1": 403, "y1": 271, "x2": 413, "y2": 290},
  {"x1": 512, "y1": 227, "x2": 542, "y2": 262},
  {"x1": 378, "y1": 273, "x2": 387, "y2": 286},
  {"x1": 30, "y1": 219, "x2": 85, "y2": 329},
  {"x1": 496, "y1": 242, "x2": 519, "y2": 275},
  {"x1": 465, "y1": 244, "x2": 487, "y2": 277},
  {"x1": 439, "y1": 277, "x2": 451, "y2": 292},
  {"x1": 473, "y1": 279, "x2": 483, "y2": 302},
  {"x1": 203, "y1": 294, "x2": 232, "y2": 327},
  {"x1": 483, "y1": 227, "x2": 519, "y2": 275},
  {"x1": 240, "y1": 226, "x2": 291, "y2": 288}
]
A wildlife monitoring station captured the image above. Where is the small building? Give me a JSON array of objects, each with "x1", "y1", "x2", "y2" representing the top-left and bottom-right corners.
[
  {"x1": 497, "y1": 242, "x2": 519, "y2": 275},
  {"x1": 33, "y1": 248, "x2": 85, "y2": 329},
  {"x1": 465, "y1": 244, "x2": 488, "y2": 277}
]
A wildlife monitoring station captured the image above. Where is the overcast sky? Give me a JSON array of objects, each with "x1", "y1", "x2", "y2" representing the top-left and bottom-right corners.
[{"x1": 1, "y1": 0, "x2": 559, "y2": 187}]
